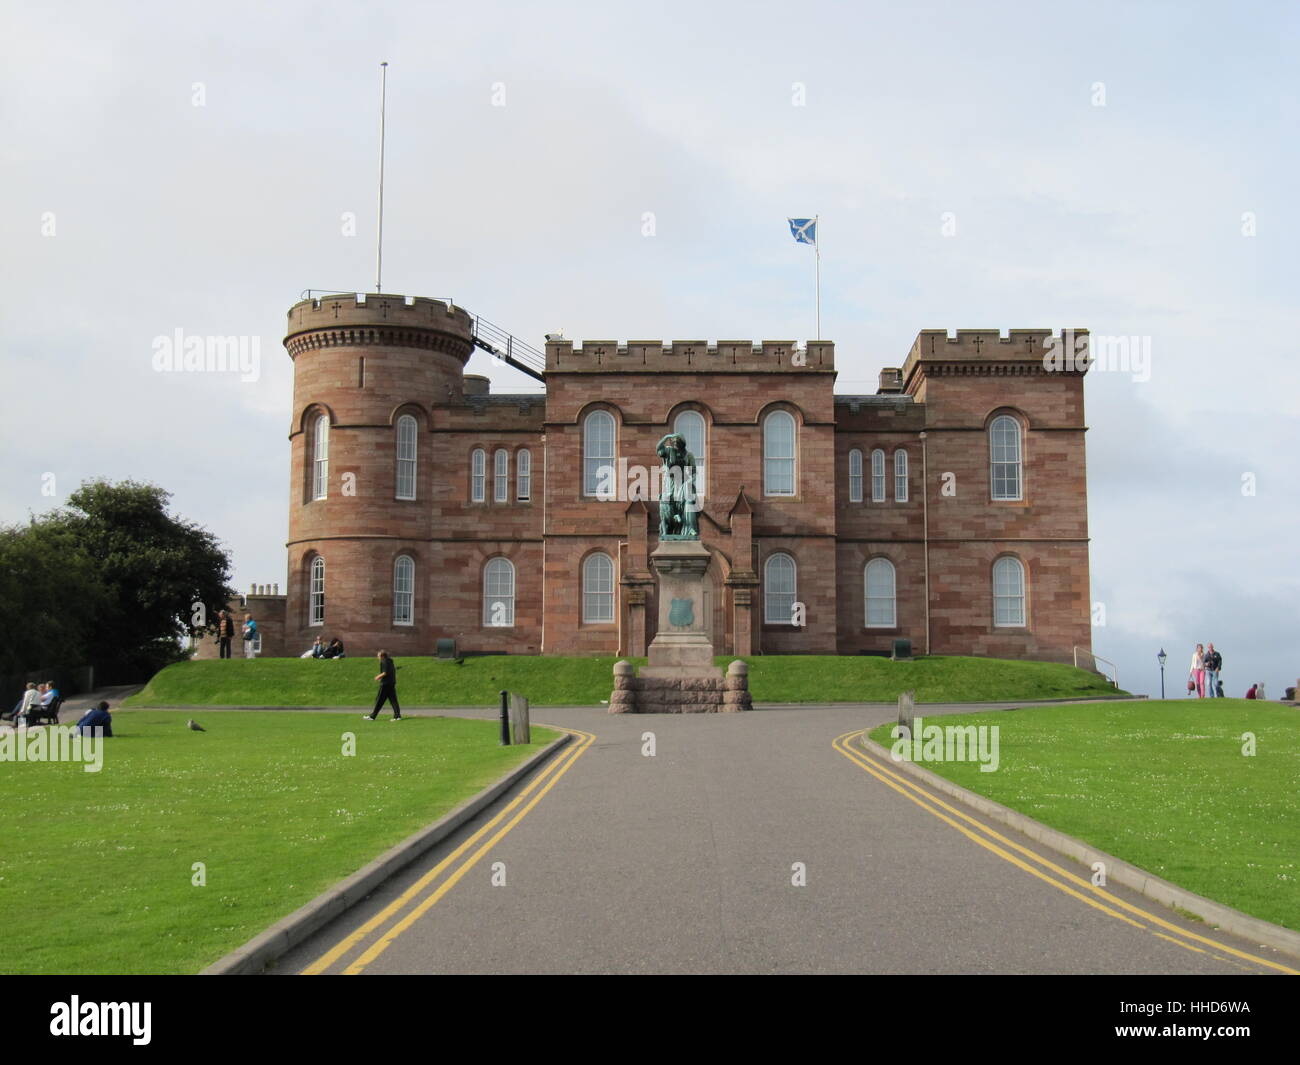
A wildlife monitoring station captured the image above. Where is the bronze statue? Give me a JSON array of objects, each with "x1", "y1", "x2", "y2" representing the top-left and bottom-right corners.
[{"x1": 656, "y1": 433, "x2": 700, "y2": 539}]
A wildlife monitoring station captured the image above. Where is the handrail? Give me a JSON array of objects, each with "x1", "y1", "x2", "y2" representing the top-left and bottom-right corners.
[
  {"x1": 471, "y1": 315, "x2": 546, "y2": 381},
  {"x1": 1074, "y1": 646, "x2": 1119, "y2": 688}
]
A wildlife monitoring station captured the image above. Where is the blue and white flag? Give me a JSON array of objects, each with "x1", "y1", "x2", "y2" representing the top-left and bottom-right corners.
[{"x1": 788, "y1": 217, "x2": 817, "y2": 245}]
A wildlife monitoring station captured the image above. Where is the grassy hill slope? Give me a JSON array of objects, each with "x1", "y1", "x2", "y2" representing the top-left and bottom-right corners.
[{"x1": 126, "y1": 654, "x2": 1130, "y2": 708}]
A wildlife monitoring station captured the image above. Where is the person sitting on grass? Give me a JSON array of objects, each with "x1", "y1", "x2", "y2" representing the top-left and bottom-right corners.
[
  {"x1": 301, "y1": 636, "x2": 326, "y2": 659},
  {"x1": 75, "y1": 701, "x2": 114, "y2": 738},
  {"x1": 1245, "y1": 683, "x2": 1258, "y2": 700},
  {"x1": 322, "y1": 638, "x2": 346, "y2": 659}
]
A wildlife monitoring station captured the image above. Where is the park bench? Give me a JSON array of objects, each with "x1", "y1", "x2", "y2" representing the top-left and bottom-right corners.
[{"x1": 18, "y1": 696, "x2": 62, "y2": 727}]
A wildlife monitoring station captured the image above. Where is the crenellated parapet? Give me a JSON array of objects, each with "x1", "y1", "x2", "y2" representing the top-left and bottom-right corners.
[
  {"x1": 902, "y1": 329, "x2": 1090, "y2": 388},
  {"x1": 546, "y1": 339, "x2": 834, "y2": 373},
  {"x1": 284, "y1": 293, "x2": 474, "y2": 361}
]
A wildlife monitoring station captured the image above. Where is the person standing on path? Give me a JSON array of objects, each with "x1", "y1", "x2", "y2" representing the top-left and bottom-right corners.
[
  {"x1": 1204, "y1": 642, "x2": 1222, "y2": 699},
  {"x1": 364, "y1": 650, "x2": 402, "y2": 721},
  {"x1": 242, "y1": 612, "x2": 258, "y2": 659},
  {"x1": 1189, "y1": 643, "x2": 1205, "y2": 698}
]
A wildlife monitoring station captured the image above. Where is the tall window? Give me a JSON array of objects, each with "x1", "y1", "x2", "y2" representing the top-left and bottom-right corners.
[
  {"x1": 393, "y1": 555, "x2": 414, "y2": 625},
  {"x1": 870, "y1": 449, "x2": 886, "y2": 502},
  {"x1": 470, "y1": 448, "x2": 486, "y2": 502},
  {"x1": 894, "y1": 448, "x2": 909, "y2": 503},
  {"x1": 763, "y1": 411, "x2": 796, "y2": 496},
  {"x1": 494, "y1": 448, "x2": 509, "y2": 503},
  {"x1": 312, "y1": 414, "x2": 329, "y2": 500},
  {"x1": 584, "y1": 410, "x2": 616, "y2": 497},
  {"x1": 848, "y1": 449, "x2": 863, "y2": 503},
  {"x1": 990, "y1": 415, "x2": 1023, "y2": 501},
  {"x1": 993, "y1": 557, "x2": 1026, "y2": 627},
  {"x1": 395, "y1": 415, "x2": 417, "y2": 500},
  {"x1": 865, "y1": 558, "x2": 897, "y2": 628},
  {"x1": 764, "y1": 553, "x2": 797, "y2": 624},
  {"x1": 673, "y1": 410, "x2": 706, "y2": 499},
  {"x1": 582, "y1": 552, "x2": 615, "y2": 623},
  {"x1": 309, "y1": 556, "x2": 325, "y2": 626},
  {"x1": 483, "y1": 558, "x2": 515, "y2": 627},
  {"x1": 517, "y1": 449, "x2": 531, "y2": 501}
]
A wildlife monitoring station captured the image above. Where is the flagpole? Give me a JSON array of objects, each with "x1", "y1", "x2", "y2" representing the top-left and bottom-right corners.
[
  {"x1": 814, "y1": 214, "x2": 821, "y2": 341},
  {"x1": 375, "y1": 61, "x2": 388, "y2": 294}
]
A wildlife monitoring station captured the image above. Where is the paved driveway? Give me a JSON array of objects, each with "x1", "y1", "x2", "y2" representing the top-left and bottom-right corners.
[{"x1": 268, "y1": 704, "x2": 1294, "y2": 975}]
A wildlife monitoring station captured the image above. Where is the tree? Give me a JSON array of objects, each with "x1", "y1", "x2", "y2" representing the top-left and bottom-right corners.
[
  {"x1": 0, "y1": 520, "x2": 107, "y2": 679},
  {"x1": 4, "y1": 480, "x2": 236, "y2": 684}
]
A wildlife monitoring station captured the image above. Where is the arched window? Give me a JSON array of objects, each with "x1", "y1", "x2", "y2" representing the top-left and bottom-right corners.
[
  {"x1": 494, "y1": 448, "x2": 509, "y2": 503},
  {"x1": 894, "y1": 448, "x2": 909, "y2": 503},
  {"x1": 990, "y1": 416, "x2": 1023, "y2": 501},
  {"x1": 764, "y1": 552, "x2": 797, "y2": 624},
  {"x1": 470, "y1": 448, "x2": 485, "y2": 502},
  {"x1": 763, "y1": 411, "x2": 796, "y2": 496},
  {"x1": 870, "y1": 449, "x2": 886, "y2": 502},
  {"x1": 673, "y1": 410, "x2": 706, "y2": 499},
  {"x1": 583, "y1": 410, "x2": 616, "y2": 497},
  {"x1": 312, "y1": 414, "x2": 329, "y2": 500},
  {"x1": 993, "y1": 557, "x2": 1026, "y2": 627},
  {"x1": 848, "y1": 449, "x2": 863, "y2": 503},
  {"x1": 582, "y1": 552, "x2": 615, "y2": 623},
  {"x1": 516, "y1": 449, "x2": 531, "y2": 501},
  {"x1": 865, "y1": 558, "x2": 896, "y2": 628},
  {"x1": 395, "y1": 415, "x2": 417, "y2": 500},
  {"x1": 309, "y1": 556, "x2": 325, "y2": 626},
  {"x1": 483, "y1": 558, "x2": 515, "y2": 627},
  {"x1": 393, "y1": 555, "x2": 414, "y2": 625}
]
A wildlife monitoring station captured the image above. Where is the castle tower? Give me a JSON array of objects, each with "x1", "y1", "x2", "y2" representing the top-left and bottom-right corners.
[{"x1": 283, "y1": 293, "x2": 474, "y2": 654}]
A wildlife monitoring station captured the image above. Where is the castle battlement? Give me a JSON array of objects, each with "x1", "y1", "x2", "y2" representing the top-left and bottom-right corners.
[
  {"x1": 285, "y1": 293, "x2": 473, "y2": 336},
  {"x1": 546, "y1": 339, "x2": 834, "y2": 373},
  {"x1": 901, "y1": 328, "x2": 1090, "y2": 384},
  {"x1": 906, "y1": 328, "x2": 1090, "y2": 362}
]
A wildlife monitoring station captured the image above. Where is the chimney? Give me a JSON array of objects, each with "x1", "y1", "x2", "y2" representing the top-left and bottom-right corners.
[{"x1": 877, "y1": 368, "x2": 903, "y2": 394}]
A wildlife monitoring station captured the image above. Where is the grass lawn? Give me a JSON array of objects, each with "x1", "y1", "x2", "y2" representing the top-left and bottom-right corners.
[
  {"x1": 126, "y1": 654, "x2": 1128, "y2": 708},
  {"x1": 869, "y1": 699, "x2": 1300, "y2": 930},
  {"x1": 0, "y1": 711, "x2": 557, "y2": 975}
]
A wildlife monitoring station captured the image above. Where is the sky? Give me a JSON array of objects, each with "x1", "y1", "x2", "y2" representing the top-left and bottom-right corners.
[{"x1": 2, "y1": 0, "x2": 1297, "y2": 698}]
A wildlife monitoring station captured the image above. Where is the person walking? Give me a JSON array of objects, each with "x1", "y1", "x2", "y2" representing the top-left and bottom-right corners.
[
  {"x1": 1204, "y1": 643, "x2": 1222, "y2": 699},
  {"x1": 242, "y1": 612, "x2": 258, "y2": 659},
  {"x1": 216, "y1": 609, "x2": 235, "y2": 659},
  {"x1": 1189, "y1": 643, "x2": 1205, "y2": 698},
  {"x1": 364, "y1": 650, "x2": 402, "y2": 721}
]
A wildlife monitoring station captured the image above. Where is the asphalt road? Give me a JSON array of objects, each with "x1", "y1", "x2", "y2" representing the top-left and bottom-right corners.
[{"x1": 265, "y1": 703, "x2": 1294, "y2": 976}]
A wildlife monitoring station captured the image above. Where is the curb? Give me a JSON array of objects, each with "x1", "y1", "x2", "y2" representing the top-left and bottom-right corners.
[
  {"x1": 200, "y1": 731, "x2": 572, "y2": 975},
  {"x1": 859, "y1": 734, "x2": 1300, "y2": 963}
]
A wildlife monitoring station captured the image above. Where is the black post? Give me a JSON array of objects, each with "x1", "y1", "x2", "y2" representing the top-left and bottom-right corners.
[
  {"x1": 499, "y1": 689, "x2": 510, "y2": 746},
  {"x1": 1160, "y1": 666, "x2": 1165, "y2": 700}
]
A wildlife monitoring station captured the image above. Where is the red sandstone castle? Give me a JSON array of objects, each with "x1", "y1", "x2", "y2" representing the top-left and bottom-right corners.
[{"x1": 257, "y1": 292, "x2": 1091, "y2": 663}]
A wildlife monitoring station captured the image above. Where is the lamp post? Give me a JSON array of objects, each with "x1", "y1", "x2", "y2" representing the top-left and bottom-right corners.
[{"x1": 1157, "y1": 648, "x2": 1167, "y2": 700}]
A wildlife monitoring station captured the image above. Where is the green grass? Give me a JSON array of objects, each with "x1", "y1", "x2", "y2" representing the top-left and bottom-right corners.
[
  {"x1": 0, "y1": 711, "x2": 557, "y2": 974},
  {"x1": 869, "y1": 700, "x2": 1300, "y2": 930},
  {"x1": 126, "y1": 654, "x2": 1128, "y2": 708}
]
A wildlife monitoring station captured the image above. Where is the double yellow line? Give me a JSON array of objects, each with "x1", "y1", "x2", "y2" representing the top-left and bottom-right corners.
[
  {"x1": 832, "y1": 729, "x2": 1297, "y2": 975},
  {"x1": 302, "y1": 726, "x2": 595, "y2": 975}
]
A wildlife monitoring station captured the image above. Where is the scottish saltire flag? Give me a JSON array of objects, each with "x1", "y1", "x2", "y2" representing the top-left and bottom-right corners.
[{"x1": 788, "y1": 217, "x2": 817, "y2": 245}]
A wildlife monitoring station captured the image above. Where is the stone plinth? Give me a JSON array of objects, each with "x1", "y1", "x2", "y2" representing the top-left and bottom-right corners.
[
  {"x1": 642, "y1": 539, "x2": 719, "y2": 680},
  {"x1": 608, "y1": 659, "x2": 751, "y2": 714}
]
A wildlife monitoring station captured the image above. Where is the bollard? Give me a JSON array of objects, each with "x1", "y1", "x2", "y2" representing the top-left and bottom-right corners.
[
  {"x1": 898, "y1": 689, "x2": 916, "y2": 736},
  {"x1": 499, "y1": 689, "x2": 510, "y2": 746}
]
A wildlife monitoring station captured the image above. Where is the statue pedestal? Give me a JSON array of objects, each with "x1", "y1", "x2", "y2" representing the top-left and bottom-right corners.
[
  {"x1": 642, "y1": 540, "x2": 719, "y2": 679},
  {"x1": 607, "y1": 539, "x2": 751, "y2": 714}
]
